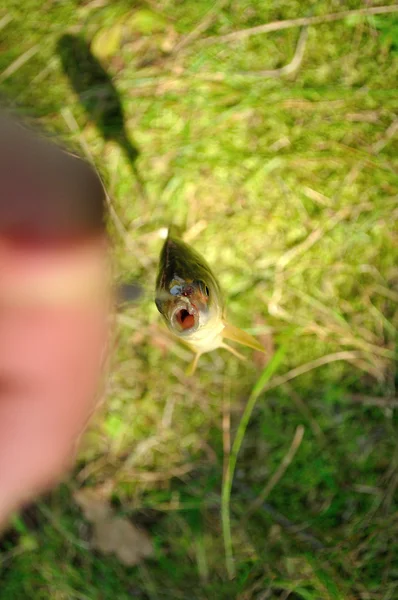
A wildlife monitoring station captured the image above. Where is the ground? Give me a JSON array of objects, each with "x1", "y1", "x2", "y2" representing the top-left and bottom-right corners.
[{"x1": 0, "y1": 1, "x2": 397, "y2": 599}]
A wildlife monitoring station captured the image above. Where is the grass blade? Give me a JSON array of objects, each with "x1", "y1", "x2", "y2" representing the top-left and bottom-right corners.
[{"x1": 222, "y1": 344, "x2": 287, "y2": 579}]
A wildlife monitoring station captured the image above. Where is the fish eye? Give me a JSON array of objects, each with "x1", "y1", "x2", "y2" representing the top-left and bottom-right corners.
[{"x1": 197, "y1": 280, "x2": 210, "y2": 297}]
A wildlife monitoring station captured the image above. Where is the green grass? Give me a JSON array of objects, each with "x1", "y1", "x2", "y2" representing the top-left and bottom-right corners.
[{"x1": 1, "y1": 0, "x2": 397, "y2": 598}]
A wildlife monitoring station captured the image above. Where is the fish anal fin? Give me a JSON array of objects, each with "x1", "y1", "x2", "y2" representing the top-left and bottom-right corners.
[{"x1": 222, "y1": 321, "x2": 266, "y2": 353}]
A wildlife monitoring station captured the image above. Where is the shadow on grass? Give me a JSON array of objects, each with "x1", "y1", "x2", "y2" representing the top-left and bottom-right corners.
[{"x1": 56, "y1": 33, "x2": 140, "y2": 170}]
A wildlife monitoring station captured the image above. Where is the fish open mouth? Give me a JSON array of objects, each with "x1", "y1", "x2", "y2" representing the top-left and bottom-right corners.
[
  {"x1": 171, "y1": 303, "x2": 198, "y2": 333},
  {"x1": 176, "y1": 309, "x2": 195, "y2": 330}
]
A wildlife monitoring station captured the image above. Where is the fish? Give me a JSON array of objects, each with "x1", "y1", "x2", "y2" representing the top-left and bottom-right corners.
[{"x1": 155, "y1": 228, "x2": 265, "y2": 375}]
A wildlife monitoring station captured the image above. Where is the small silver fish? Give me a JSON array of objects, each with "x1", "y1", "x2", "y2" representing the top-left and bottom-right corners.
[{"x1": 155, "y1": 229, "x2": 265, "y2": 374}]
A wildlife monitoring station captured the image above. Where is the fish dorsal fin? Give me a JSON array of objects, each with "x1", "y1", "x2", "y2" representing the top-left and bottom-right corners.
[{"x1": 222, "y1": 320, "x2": 266, "y2": 353}]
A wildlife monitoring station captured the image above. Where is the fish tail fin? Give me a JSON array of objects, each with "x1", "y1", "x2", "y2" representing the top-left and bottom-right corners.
[
  {"x1": 222, "y1": 321, "x2": 266, "y2": 353},
  {"x1": 186, "y1": 352, "x2": 201, "y2": 376}
]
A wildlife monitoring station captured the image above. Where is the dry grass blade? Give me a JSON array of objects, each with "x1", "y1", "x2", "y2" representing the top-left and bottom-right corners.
[
  {"x1": 277, "y1": 206, "x2": 351, "y2": 271},
  {"x1": 60, "y1": 107, "x2": 128, "y2": 242},
  {"x1": 15, "y1": 57, "x2": 58, "y2": 101},
  {"x1": 201, "y1": 27, "x2": 309, "y2": 81},
  {"x1": 172, "y1": 0, "x2": 227, "y2": 54},
  {"x1": 222, "y1": 346, "x2": 287, "y2": 579},
  {"x1": 200, "y1": 5, "x2": 398, "y2": 45},
  {"x1": 238, "y1": 27, "x2": 308, "y2": 78},
  {"x1": 0, "y1": 14, "x2": 13, "y2": 32},
  {"x1": 349, "y1": 395, "x2": 398, "y2": 409},
  {"x1": 243, "y1": 425, "x2": 305, "y2": 522},
  {"x1": 262, "y1": 351, "x2": 366, "y2": 393},
  {"x1": 222, "y1": 348, "x2": 363, "y2": 579},
  {"x1": 0, "y1": 44, "x2": 39, "y2": 83},
  {"x1": 286, "y1": 385, "x2": 326, "y2": 443},
  {"x1": 270, "y1": 206, "x2": 351, "y2": 315},
  {"x1": 372, "y1": 119, "x2": 398, "y2": 154}
]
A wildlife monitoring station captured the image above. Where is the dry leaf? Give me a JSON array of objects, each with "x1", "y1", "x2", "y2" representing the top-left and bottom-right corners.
[
  {"x1": 74, "y1": 488, "x2": 110, "y2": 521},
  {"x1": 74, "y1": 489, "x2": 153, "y2": 566}
]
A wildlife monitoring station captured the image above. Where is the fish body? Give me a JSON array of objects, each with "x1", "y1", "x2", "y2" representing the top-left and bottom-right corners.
[{"x1": 155, "y1": 230, "x2": 264, "y2": 374}]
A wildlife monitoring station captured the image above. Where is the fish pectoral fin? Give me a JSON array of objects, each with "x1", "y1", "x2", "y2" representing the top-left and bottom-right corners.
[
  {"x1": 186, "y1": 353, "x2": 201, "y2": 377},
  {"x1": 220, "y1": 343, "x2": 247, "y2": 362},
  {"x1": 222, "y1": 321, "x2": 266, "y2": 353}
]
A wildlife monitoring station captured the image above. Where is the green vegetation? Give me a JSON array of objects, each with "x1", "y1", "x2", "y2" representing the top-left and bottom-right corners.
[{"x1": 1, "y1": 1, "x2": 397, "y2": 598}]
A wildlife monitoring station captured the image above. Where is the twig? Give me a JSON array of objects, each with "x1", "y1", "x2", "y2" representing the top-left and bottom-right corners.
[
  {"x1": 200, "y1": 5, "x2": 398, "y2": 45},
  {"x1": 243, "y1": 425, "x2": 305, "y2": 521},
  {"x1": 0, "y1": 45, "x2": 39, "y2": 83},
  {"x1": 239, "y1": 27, "x2": 308, "y2": 78}
]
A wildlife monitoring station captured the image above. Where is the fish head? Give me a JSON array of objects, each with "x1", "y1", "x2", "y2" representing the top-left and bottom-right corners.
[{"x1": 155, "y1": 276, "x2": 221, "y2": 337}]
